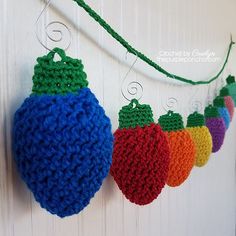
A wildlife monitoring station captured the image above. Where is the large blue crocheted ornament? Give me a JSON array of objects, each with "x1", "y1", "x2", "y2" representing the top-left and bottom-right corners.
[{"x1": 13, "y1": 48, "x2": 113, "y2": 217}]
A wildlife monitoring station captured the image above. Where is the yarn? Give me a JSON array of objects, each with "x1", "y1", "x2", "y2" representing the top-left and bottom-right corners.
[
  {"x1": 32, "y1": 48, "x2": 88, "y2": 95},
  {"x1": 204, "y1": 105, "x2": 226, "y2": 153},
  {"x1": 186, "y1": 112, "x2": 212, "y2": 167},
  {"x1": 158, "y1": 111, "x2": 195, "y2": 187},
  {"x1": 220, "y1": 87, "x2": 235, "y2": 121},
  {"x1": 213, "y1": 96, "x2": 230, "y2": 129},
  {"x1": 73, "y1": 0, "x2": 235, "y2": 85},
  {"x1": 225, "y1": 75, "x2": 236, "y2": 104},
  {"x1": 118, "y1": 99, "x2": 154, "y2": 129},
  {"x1": 13, "y1": 48, "x2": 113, "y2": 217},
  {"x1": 110, "y1": 99, "x2": 170, "y2": 205}
]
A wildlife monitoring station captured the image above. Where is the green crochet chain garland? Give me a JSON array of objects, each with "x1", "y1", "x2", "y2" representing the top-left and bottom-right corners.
[{"x1": 72, "y1": 0, "x2": 235, "y2": 85}]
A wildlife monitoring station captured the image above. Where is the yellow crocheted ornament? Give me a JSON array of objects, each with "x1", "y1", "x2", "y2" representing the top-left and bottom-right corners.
[{"x1": 186, "y1": 112, "x2": 212, "y2": 167}]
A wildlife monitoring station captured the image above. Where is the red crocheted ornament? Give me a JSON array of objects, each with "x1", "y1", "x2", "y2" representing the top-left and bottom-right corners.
[{"x1": 110, "y1": 99, "x2": 170, "y2": 205}]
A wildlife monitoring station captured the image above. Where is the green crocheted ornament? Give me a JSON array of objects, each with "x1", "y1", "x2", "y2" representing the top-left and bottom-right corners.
[
  {"x1": 204, "y1": 105, "x2": 220, "y2": 118},
  {"x1": 213, "y1": 96, "x2": 226, "y2": 107},
  {"x1": 220, "y1": 87, "x2": 230, "y2": 96},
  {"x1": 225, "y1": 75, "x2": 236, "y2": 104},
  {"x1": 158, "y1": 111, "x2": 184, "y2": 132},
  {"x1": 118, "y1": 99, "x2": 154, "y2": 129},
  {"x1": 32, "y1": 48, "x2": 88, "y2": 95},
  {"x1": 187, "y1": 112, "x2": 205, "y2": 127}
]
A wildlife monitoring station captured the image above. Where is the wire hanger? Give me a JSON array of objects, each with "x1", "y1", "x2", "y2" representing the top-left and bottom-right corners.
[
  {"x1": 35, "y1": 0, "x2": 72, "y2": 52},
  {"x1": 121, "y1": 51, "x2": 143, "y2": 101}
]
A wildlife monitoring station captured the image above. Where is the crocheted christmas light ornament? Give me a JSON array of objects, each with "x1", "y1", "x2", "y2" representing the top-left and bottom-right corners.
[
  {"x1": 158, "y1": 111, "x2": 195, "y2": 187},
  {"x1": 220, "y1": 87, "x2": 235, "y2": 121},
  {"x1": 186, "y1": 112, "x2": 212, "y2": 167},
  {"x1": 204, "y1": 105, "x2": 226, "y2": 153},
  {"x1": 225, "y1": 75, "x2": 236, "y2": 104},
  {"x1": 13, "y1": 48, "x2": 113, "y2": 217},
  {"x1": 110, "y1": 99, "x2": 170, "y2": 205},
  {"x1": 213, "y1": 96, "x2": 230, "y2": 129}
]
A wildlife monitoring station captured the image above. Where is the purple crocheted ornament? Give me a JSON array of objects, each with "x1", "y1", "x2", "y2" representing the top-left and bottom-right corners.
[{"x1": 205, "y1": 105, "x2": 226, "y2": 153}]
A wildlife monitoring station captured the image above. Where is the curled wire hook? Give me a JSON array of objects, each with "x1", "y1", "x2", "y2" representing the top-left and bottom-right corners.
[
  {"x1": 35, "y1": 0, "x2": 72, "y2": 51},
  {"x1": 220, "y1": 75, "x2": 225, "y2": 88},
  {"x1": 161, "y1": 74, "x2": 179, "y2": 112},
  {"x1": 214, "y1": 78, "x2": 220, "y2": 97},
  {"x1": 123, "y1": 51, "x2": 138, "y2": 82},
  {"x1": 206, "y1": 82, "x2": 213, "y2": 105},
  {"x1": 121, "y1": 51, "x2": 143, "y2": 101},
  {"x1": 188, "y1": 87, "x2": 203, "y2": 113}
]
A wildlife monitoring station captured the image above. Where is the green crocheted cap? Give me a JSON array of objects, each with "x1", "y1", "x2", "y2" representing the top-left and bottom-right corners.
[
  {"x1": 187, "y1": 112, "x2": 205, "y2": 127},
  {"x1": 118, "y1": 99, "x2": 154, "y2": 129},
  {"x1": 158, "y1": 110, "x2": 184, "y2": 132},
  {"x1": 226, "y1": 75, "x2": 235, "y2": 85},
  {"x1": 32, "y1": 48, "x2": 88, "y2": 95},
  {"x1": 204, "y1": 105, "x2": 220, "y2": 118},
  {"x1": 220, "y1": 87, "x2": 230, "y2": 96},
  {"x1": 213, "y1": 96, "x2": 226, "y2": 107}
]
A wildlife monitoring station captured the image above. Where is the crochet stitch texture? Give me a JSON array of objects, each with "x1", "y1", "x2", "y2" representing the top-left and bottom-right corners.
[
  {"x1": 158, "y1": 111, "x2": 195, "y2": 187},
  {"x1": 111, "y1": 99, "x2": 170, "y2": 205},
  {"x1": 205, "y1": 105, "x2": 226, "y2": 153},
  {"x1": 118, "y1": 99, "x2": 154, "y2": 129},
  {"x1": 213, "y1": 96, "x2": 230, "y2": 129},
  {"x1": 225, "y1": 75, "x2": 236, "y2": 104},
  {"x1": 32, "y1": 48, "x2": 88, "y2": 95},
  {"x1": 220, "y1": 87, "x2": 235, "y2": 121},
  {"x1": 13, "y1": 48, "x2": 113, "y2": 217},
  {"x1": 186, "y1": 112, "x2": 212, "y2": 167}
]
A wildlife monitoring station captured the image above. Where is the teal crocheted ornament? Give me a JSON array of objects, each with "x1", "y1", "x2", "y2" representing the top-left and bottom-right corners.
[{"x1": 225, "y1": 75, "x2": 236, "y2": 104}]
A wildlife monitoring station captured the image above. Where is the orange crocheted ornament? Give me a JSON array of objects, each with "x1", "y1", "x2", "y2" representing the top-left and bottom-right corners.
[{"x1": 158, "y1": 111, "x2": 196, "y2": 187}]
